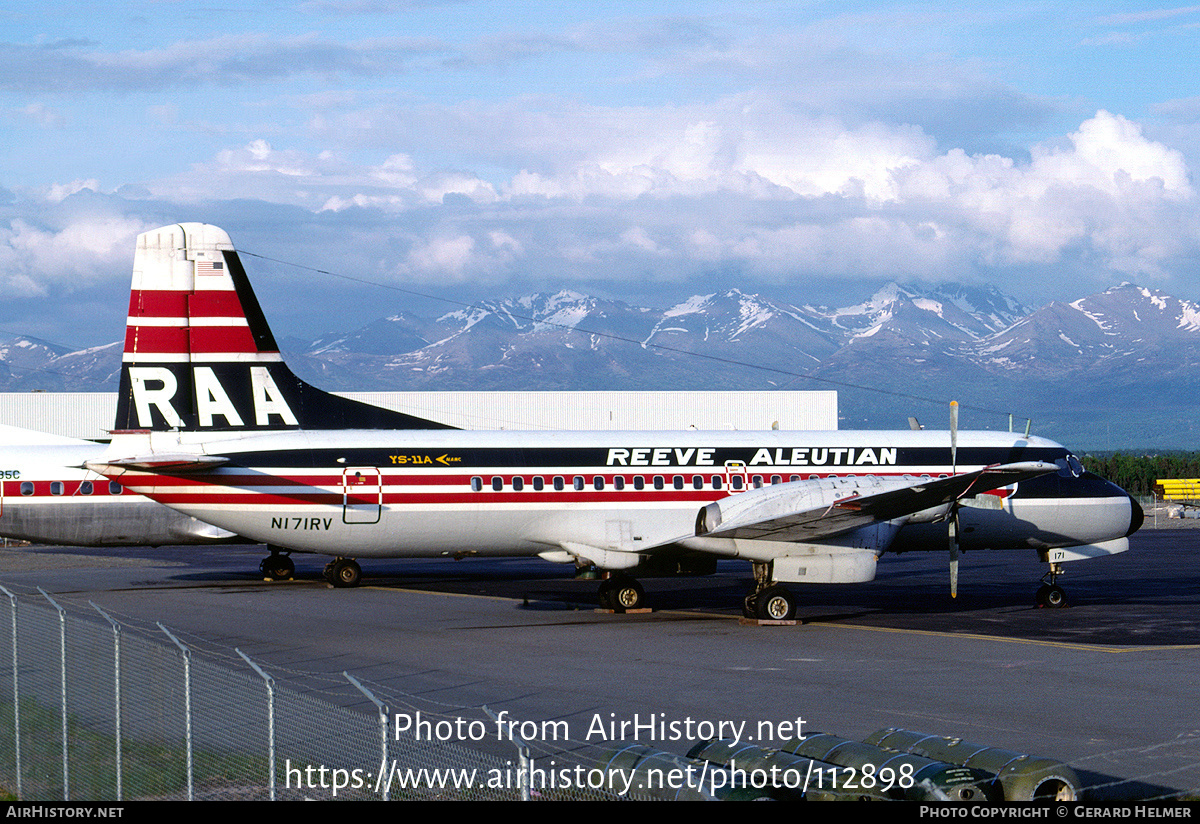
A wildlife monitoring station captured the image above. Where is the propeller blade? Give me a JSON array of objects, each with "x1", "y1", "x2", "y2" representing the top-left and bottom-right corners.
[
  {"x1": 949, "y1": 510, "x2": 959, "y2": 599},
  {"x1": 950, "y1": 400, "x2": 958, "y2": 474}
]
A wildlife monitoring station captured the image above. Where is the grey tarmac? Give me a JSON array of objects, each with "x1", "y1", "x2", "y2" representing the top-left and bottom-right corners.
[{"x1": 0, "y1": 527, "x2": 1196, "y2": 801}]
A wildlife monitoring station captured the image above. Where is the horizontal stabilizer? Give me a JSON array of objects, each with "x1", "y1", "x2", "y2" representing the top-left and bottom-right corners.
[{"x1": 86, "y1": 454, "x2": 229, "y2": 474}]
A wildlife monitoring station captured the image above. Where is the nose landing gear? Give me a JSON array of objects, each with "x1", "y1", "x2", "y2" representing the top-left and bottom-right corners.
[{"x1": 1036, "y1": 563, "x2": 1067, "y2": 608}]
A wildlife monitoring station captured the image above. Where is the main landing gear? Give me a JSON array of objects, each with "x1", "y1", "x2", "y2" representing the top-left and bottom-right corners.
[
  {"x1": 324, "y1": 557, "x2": 362, "y2": 588},
  {"x1": 743, "y1": 562, "x2": 797, "y2": 621},
  {"x1": 260, "y1": 547, "x2": 294, "y2": 581},
  {"x1": 1036, "y1": 562, "x2": 1067, "y2": 608},
  {"x1": 597, "y1": 574, "x2": 645, "y2": 612}
]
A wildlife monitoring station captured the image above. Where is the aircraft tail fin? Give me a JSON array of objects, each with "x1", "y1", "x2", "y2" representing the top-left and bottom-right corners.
[{"x1": 115, "y1": 223, "x2": 454, "y2": 432}]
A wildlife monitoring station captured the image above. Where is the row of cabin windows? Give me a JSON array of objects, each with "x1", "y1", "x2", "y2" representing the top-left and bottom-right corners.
[
  {"x1": 470, "y1": 472, "x2": 948, "y2": 492},
  {"x1": 468, "y1": 473, "x2": 925, "y2": 492},
  {"x1": 19, "y1": 481, "x2": 124, "y2": 497}
]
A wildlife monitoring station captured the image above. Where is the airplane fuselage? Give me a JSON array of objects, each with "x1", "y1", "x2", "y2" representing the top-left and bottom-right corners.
[
  {"x1": 104, "y1": 427, "x2": 1139, "y2": 562},
  {"x1": 0, "y1": 428, "x2": 240, "y2": 547}
]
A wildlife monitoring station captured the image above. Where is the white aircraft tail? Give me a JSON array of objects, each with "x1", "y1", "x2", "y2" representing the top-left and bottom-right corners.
[{"x1": 114, "y1": 223, "x2": 453, "y2": 432}]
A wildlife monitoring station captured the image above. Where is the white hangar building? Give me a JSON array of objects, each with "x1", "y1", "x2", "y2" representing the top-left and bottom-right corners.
[{"x1": 0, "y1": 391, "x2": 838, "y2": 441}]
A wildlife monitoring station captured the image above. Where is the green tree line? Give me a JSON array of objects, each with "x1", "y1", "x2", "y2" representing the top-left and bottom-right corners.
[{"x1": 1081, "y1": 452, "x2": 1200, "y2": 497}]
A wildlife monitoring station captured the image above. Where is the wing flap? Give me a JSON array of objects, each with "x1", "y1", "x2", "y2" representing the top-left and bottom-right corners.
[{"x1": 697, "y1": 462, "x2": 1054, "y2": 543}]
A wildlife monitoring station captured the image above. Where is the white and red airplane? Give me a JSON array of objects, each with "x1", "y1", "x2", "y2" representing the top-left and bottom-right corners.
[
  {"x1": 0, "y1": 423, "x2": 240, "y2": 547},
  {"x1": 87, "y1": 223, "x2": 1143, "y2": 618}
]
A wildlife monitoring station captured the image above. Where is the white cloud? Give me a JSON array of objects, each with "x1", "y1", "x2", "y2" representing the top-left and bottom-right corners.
[
  {"x1": 45, "y1": 179, "x2": 100, "y2": 203},
  {"x1": 0, "y1": 216, "x2": 150, "y2": 296},
  {"x1": 55, "y1": 108, "x2": 1200, "y2": 308},
  {"x1": 404, "y1": 234, "x2": 476, "y2": 279}
]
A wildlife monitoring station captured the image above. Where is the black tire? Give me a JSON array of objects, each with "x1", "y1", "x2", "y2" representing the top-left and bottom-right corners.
[
  {"x1": 754, "y1": 585, "x2": 796, "y2": 621},
  {"x1": 330, "y1": 559, "x2": 361, "y2": 588},
  {"x1": 263, "y1": 555, "x2": 294, "y2": 581},
  {"x1": 597, "y1": 580, "x2": 615, "y2": 610},
  {"x1": 742, "y1": 594, "x2": 758, "y2": 620},
  {"x1": 599, "y1": 576, "x2": 644, "y2": 611},
  {"x1": 1043, "y1": 584, "x2": 1066, "y2": 608}
]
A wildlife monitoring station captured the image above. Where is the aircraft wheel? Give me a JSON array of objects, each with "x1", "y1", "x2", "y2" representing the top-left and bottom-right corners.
[
  {"x1": 612, "y1": 578, "x2": 644, "y2": 611},
  {"x1": 262, "y1": 554, "x2": 294, "y2": 581},
  {"x1": 329, "y1": 558, "x2": 362, "y2": 588},
  {"x1": 599, "y1": 576, "x2": 644, "y2": 611},
  {"x1": 597, "y1": 580, "x2": 615, "y2": 610},
  {"x1": 1036, "y1": 584, "x2": 1066, "y2": 608},
  {"x1": 754, "y1": 585, "x2": 796, "y2": 621}
]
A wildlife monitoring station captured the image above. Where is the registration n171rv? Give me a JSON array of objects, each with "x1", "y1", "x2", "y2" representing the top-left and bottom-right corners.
[{"x1": 88, "y1": 224, "x2": 1143, "y2": 619}]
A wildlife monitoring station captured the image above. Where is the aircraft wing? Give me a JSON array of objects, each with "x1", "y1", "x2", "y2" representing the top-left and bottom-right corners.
[{"x1": 695, "y1": 461, "x2": 1055, "y2": 543}]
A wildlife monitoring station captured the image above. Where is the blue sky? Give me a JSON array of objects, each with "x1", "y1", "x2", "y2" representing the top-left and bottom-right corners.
[{"x1": 3, "y1": 1, "x2": 1200, "y2": 347}]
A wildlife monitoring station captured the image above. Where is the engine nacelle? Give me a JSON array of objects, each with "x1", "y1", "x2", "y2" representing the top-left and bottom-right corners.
[{"x1": 773, "y1": 550, "x2": 878, "y2": 584}]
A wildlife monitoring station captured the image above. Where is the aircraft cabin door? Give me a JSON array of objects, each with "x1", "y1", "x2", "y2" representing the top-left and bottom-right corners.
[
  {"x1": 723, "y1": 460, "x2": 748, "y2": 495},
  {"x1": 342, "y1": 467, "x2": 382, "y2": 524}
]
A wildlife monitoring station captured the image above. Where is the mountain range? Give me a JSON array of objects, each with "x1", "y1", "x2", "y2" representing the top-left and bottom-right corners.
[{"x1": 4, "y1": 281, "x2": 1198, "y2": 450}]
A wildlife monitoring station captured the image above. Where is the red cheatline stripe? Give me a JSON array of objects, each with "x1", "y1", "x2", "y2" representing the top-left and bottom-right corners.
[
  {"x1": 121, "y1": 488, "x2": 720, "y2": 506},
  {"x1": 147, "y1": 492, "x2": 345, "y2": 506},
  {"x1": 189, "y1": 290, "x2": 248, "y2": 317},
  {"x1": 129, "y1": 289, "x2": 247, "y2": 319},
  {"x1": 122, "y1": 323, "x2": 265, "y2": 354},
  {"x1": 129, "y1": 290, "x2": 188, "y2": 317},
  {"x1": 189, "y1": 325, "x2": 261, "y2": 353},
  {"x1": 125, "y1": 325, "x2": 189, "y2": 353},
  {"x1": 104, "y1": 470, "x2": 947, "y2": 489}
]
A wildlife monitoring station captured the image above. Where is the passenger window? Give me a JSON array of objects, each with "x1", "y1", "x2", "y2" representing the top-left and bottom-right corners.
[
  {"x1": 109, "y1": 482, "x2": 123, "y2": 495},
  {"x1": 613, "y1": 476, "x2": 625, "y2": 490},
  {"x1": 20, "y1": 482, "x2": 33, "y2": 496},
  {"x1": 633, "y1": 476, "x2": 645, "y2": 490},
  {"x1": 673, "y1": 476, "x2": 684, "y2": 490},
  {"x1": 80, "y1": 481, "x2": 93, "y2": 495},
  {"x1": 532, "y1": 476, "x2": 544, "y2": 491},
  {"x1": 789, "y1": 475, "x2": 800, "y2": 482},
  {"x1": 653, "y1": 476, "x2": 664, "y2": 490},
  {"x1": 752, "y1": 475, "x2": 764, "y2": 489},
  {"x1": 553, "y1": 476, "x2": 565, "y2": 491},
  {"x1": 50, "y1": 482, "x2": 64, "y2": 496},
  {"x1": 593, "y1": 476, "x2": 604, "y2": 490},
  {"x1": 712, "y1": 475, "x2": 723, "y2": 489},
  {"x1": 692, "y1": 475, "x2": 703, "y2": 490},
  {"x1": 512, "y1": 477, "x2": 524, "y2": 491},
  {"x1": 491, "y1": 476, "x2": 503, "y2": 491},
  {"x1": 731, "y1": 476, "x2": 743, "y2": 490},
  {"x1": 573, "y1": 476, "x2": 584, "y2": 491},
  {"x1": 771, "y1": 475, "x2": 782, "y2": 485},
  {"x1": 471, "y1": 477, "x2": 482, "y2": 492}
]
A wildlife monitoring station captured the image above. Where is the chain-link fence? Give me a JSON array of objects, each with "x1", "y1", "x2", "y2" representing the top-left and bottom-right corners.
[{"x1": 0, "y1": 587, "x2": 634, "y2": 801}]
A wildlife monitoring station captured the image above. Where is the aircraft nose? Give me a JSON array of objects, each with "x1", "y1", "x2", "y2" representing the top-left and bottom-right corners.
[{"x1": 1126, "y1": 493, "x2": 1144, "y2": 536}]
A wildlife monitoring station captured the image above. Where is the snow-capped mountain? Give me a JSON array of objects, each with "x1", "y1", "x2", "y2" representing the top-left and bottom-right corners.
[{"x1": 6, "y1": 281, "x2": 1200, "y2": 447}]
